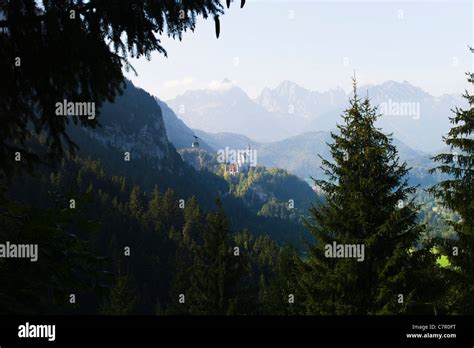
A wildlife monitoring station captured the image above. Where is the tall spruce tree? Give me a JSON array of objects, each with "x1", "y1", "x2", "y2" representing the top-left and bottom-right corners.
[
  {"x1": 164, "y1": 196, "x2": 203, "y2": 315},
  {"x1": 187, "y1": 199, "x2": 244, "y2": 315},
  {"x1": 429, "y1": 49, "x2": 474, "y2": 314},
  {"x1": 302, "y1": 78, "x2": 439, "y2": 315},
  {"x1": 262, "y1": 244, "x2": 305, "y2": 315}
]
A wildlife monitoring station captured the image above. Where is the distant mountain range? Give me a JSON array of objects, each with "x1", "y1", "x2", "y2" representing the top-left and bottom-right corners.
[
  {"x1": 166, "y1": 79, "x2": 304, "y2": 142},
  {"x1": 167, "y1": 80, "x2": 464, "y2": 152},
  {"x1": 160, "y1": 95, "x2": 448, "y2": 187},
  {"x1": 256, "y1": 80, "x2": 347, "y2": 122}
]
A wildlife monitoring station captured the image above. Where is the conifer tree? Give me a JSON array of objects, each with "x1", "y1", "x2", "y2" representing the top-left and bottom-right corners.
[
  {"x1": 100, "y1": 270, "x2": 139, "y2": 315},
  {"x1": 129, "y1": 185, "x2": 143, "y2": 218},
  {"x1": 262, "y1": 244, "x2": 305, "y2": 314},
  {"x1": 187, "y1": 199, "x2": 244, "y2": 315},
  {"x1": 165, "y1": 197, "x2": 204, "y2": 315},
  {"x1": 302, "y1": 78, "x2": 439, "y2": 314},
  {"x1": 161, "y1": 188, "x2": 183, "y2": 231},
  {"x1": 429, "y1": 49, "x2": 474, "y2": 313},
  {"x1": 182, "y1": 196, "x2": 204, "y2": 244},
  {"x1": 144, "y1": 186, "x2": 162, "y2": 228}
]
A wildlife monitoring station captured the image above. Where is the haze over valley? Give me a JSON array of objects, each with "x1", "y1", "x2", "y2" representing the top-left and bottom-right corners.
[{"x1": 161, "y1": 79, "x2": 461, "y2": 186}]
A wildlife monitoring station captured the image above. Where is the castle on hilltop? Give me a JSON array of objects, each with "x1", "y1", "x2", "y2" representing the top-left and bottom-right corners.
[{"x1": 224, "y1": 145, "x2": 252, "y2": 176}]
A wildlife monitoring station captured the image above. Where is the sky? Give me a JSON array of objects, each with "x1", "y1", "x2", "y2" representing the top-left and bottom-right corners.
[{"x1": 125, "y1": 0, "x2": 473, "y2": 101}]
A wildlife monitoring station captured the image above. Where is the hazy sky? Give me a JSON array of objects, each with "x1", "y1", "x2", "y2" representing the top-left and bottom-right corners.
[{"x1": 125, "y1": 0, "x2": 473, "y2": 101}]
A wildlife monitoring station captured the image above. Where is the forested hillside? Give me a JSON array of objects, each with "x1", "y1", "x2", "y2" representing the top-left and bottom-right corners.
[{"x1": 3, "y1": 150, "x2": 294, "y2": 314}]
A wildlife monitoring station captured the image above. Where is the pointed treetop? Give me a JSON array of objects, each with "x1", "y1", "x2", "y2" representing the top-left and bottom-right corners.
[{"x1": 351, "y1": 71, "x2": 358, "y2": 100}]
